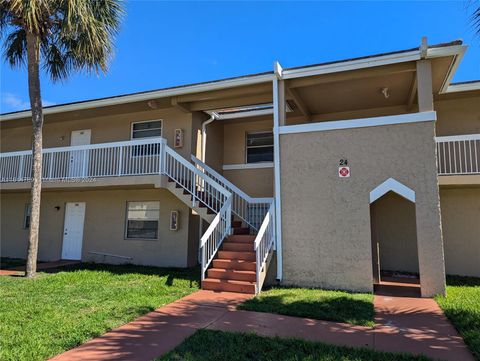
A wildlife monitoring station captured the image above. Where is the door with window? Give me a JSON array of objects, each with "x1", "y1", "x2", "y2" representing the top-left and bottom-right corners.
[
  {"x1": 69, "y1": 129, "x2": 91, "y2": 178},
  {"x1": 62, "y1": 202, "x2": 86, "y2": 260}
]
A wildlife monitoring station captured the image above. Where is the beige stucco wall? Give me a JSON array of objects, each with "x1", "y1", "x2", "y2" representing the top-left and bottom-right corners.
[
  {"x1": 204, "y1": 120, "x2": 224, "y2": 173},
  {"x1": 435, "y1": 95, "x2": 480, "y2": 136},
  {"x1": 0, "y1": 188, "x2": 198, "y2": 268},
  {"x1": 440, "y1": 187, "x2": 480, "y2": 277},
  {"x1": 370, "y1": 192, "x2": 419, "y2": 274},
  {"x1": 0, "y1": 106, "x2": 196, "y2": 160},
  {"x1": 223, "y1": 168, "x2": 274, "y2": 197},
  {"x1": 280, "y1": 120, "x2": 445, "y2": 296},
  {"x1": 223, "y1": 117, "x2": 273, "y2": 165}
]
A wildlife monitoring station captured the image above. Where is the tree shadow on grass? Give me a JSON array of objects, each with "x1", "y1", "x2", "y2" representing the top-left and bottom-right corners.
[{"x1": 238, "y1": 292, "x2": 375, "y2": 327}]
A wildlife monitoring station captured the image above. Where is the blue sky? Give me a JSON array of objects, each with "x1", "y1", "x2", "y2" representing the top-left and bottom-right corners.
[{"x1": 1, "y1": 1, "x2": 479, "y2": 114}]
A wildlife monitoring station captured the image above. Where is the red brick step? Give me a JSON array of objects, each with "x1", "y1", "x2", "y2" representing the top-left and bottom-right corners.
[
  {"x1": 222, "y1": 242, "x2": 254, "y2": 252},
  {"x1": 217, "y1": 251, "x2": 256, "y2": 261},
  {"x1": 202, "y1": 278, "x2": 256, "y2": 294},
  {"x1": 207, "y1": 268, "x2": 256, "y2": 282},
  {"x1": 212, "y1": 258, "x2": 256, "y2": 271}
]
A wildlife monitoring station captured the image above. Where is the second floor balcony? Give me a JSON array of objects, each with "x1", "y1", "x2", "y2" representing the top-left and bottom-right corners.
[
  {"x1": 0, "y1": 134, "x2": 479, "y2": 188},
  {"x1": 0, "y1": 138, "x2": 167, "y2": 184}
]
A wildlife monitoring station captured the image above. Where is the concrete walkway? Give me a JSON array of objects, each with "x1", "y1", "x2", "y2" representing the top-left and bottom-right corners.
[{"x1": 49, "y1": 290, "x2": 474, "y2": 361}]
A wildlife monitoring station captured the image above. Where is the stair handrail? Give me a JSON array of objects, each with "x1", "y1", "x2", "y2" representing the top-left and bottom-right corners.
[
  {"x1": 163, "y1": 146, "x2": 230, "y2": 214},
  {"x1": 254, "y1": 201, "x2": 275, "y2": 294},
  {"x1": 192, "y1": 155, "x2": 272, "y2": 231},
  {"x1": 200, "y1": 195, "x2": 232, "y2": 280}
]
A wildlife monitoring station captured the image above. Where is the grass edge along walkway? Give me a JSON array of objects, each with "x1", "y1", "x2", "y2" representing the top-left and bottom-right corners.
[
  {"x1": 238, "y1": 286, "x2": 375, "y2": 327},
  {"x1": 157, "y1": 329, "x2": 431, "y2": 361}
]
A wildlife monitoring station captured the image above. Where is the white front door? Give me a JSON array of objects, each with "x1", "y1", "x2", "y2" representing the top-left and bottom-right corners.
[
  {"x1": 62, "y1": 202, "x2": 86, "y2": 260},
  {"x1": 69, "y1": 129, "x2": 91, "y2": 178}
]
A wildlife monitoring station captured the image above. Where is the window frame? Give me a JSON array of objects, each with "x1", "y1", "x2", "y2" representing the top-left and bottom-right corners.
[
  {"x1": 245, "y1": 130, "x2": 274, "y2": 164},
  {"x1": 124, "y1": 201, "x2": 160, "y2": 241},
  {"x1": 130, "y1": 120, "x2": 163, "y2": 158},
  {"x1": 23, "y1": 203, "x2": 31, "y2": 229},
  {"x1": 130, "y1": 119, "x2": 163, "y2": 140}
]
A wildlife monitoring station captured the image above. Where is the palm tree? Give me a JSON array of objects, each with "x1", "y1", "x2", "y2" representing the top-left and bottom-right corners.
[
  {"x1": 474, "y1": 5, "x2": 480, "y2": 34},
  {"x1": 1, "y1": 0, "x2": 123, "y2": 278}
]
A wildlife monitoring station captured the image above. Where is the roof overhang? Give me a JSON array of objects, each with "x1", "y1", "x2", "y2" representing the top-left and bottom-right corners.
[
  {"x1": 446, "y1": 81, "x2": 480, "y2": 93},
  {"x1": 0, "y1": 41, "x2": 469, "y2": 123}
]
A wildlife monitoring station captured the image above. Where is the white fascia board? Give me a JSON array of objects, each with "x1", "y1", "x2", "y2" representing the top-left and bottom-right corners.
[
  {"x1": 222, "y1": 162, "x2": 274, "y2": 170},
  {"x1": 445, "y1": 81, "x2": 480, "y2": 93},
  {"x1": 0, "y1": 73, "x2": 274, "y2": 122},
  {"x1": 370, "y1": 178, "x2": 416, "y2": 203},
  {"x1": 208, "y1": 108, "x2": 273, "y2": 120},
  {"x1": 281, "y1": 50, "x2": 421, "y2": 80},
  {"x1": 428, "y1": 45, "x2": 467, "y2": 94},
  {"x1": 279, "y1": 111, "x2": 437, "y2": 135}
]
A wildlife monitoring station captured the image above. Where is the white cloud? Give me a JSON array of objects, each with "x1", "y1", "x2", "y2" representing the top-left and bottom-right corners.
[{"x1": 1, "y1": 92, "x2": 56, "y2": 113}]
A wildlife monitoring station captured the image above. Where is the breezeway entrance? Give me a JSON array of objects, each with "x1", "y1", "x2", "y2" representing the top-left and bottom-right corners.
[{"x1": 369, "y1": 178, "x2": 421, "y2": 297}]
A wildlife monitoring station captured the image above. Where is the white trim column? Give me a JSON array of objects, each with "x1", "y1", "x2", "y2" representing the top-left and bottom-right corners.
[{"x1": 273, "y1": 61, "x2": 285, "y2": 281}]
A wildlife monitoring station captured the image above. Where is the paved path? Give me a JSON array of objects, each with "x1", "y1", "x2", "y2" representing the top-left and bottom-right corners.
[
  {"x1": 0, "y1": 260, "x2": 80, "y2": 276},
  {"x1": 50, "y1": 290, "x2": 473, "y2": 361}
]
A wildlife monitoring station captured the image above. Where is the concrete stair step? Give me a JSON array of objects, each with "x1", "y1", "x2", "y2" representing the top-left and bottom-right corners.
[
  {"x1": 222, "y1": 242, "x2": 254, "y2": 252},
  {"x1": 227, "y1": 235, "x2": 256, "y2": 243},
  {"x1": 212, "y1": 258, "x2": 256, "y2": 271},
  {"x1": 202, "y1": 278, "x2": 256, "y2": 294},
  {"x1": 217, "y1": 250, "x2": 256, "y2": 261},
  {"x1": 207, "y1": 268, "x2": 256, "y2": 282}
]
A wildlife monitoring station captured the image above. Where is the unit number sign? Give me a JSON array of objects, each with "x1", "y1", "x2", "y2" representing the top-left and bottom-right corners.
[{"x1": 338, "y1": 159, "x2": 350, "y2": 178}]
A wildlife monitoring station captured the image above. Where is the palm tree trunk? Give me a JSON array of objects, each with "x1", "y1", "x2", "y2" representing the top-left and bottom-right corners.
[{"x1": 25, "y1": 31, "x2": 43, "y2": 278}]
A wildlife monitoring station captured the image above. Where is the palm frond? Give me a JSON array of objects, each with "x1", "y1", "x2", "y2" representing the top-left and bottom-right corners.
[
  {"x1": 3, "y1": 27, "x2": 27, "y2": 67},
  {"x1": 473, "y1": 6, "x2": 480, "y2": 35},
  {"x1": 2, "y1": 0, "x2": 123, "y2": 81}
]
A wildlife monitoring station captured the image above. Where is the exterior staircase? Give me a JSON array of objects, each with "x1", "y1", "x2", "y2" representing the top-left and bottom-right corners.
[
  {"x1": 202, "y1": 220, "x2": 257, "y2": 294},
  {"x1": 165, "y1": 178, "x2": 215, "y2": 223}
]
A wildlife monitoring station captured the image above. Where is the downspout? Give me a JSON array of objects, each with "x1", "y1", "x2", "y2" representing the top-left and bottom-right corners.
[
  {"x1": 198, "y1": 112, "x2": 218, "y2": 264},
  {"x1": 273, "y1": 61, "x2": 284, "y2": 282},
  {"x1": 201, "y1": 113, "x2": 218, "y2": 162}
]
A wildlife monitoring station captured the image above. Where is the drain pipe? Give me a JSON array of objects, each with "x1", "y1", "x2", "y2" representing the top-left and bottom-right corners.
[{"x1": 201, "y1": 113, "x2": 218, "y2": 162}]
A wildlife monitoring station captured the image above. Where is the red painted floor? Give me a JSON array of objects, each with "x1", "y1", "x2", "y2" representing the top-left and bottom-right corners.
[{"x1": 49, "y1": 290, "x2": 474, "y2": 361}]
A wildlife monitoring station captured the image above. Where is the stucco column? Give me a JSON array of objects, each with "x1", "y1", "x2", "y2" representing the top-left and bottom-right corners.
[{"x1": 416, "y1": 123, "x2": 446, "y2": 297}]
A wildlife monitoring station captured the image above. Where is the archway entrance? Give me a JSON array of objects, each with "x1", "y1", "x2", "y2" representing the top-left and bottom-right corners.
[{"x1": 369, "y1": 179, "x2": 421, "y2": 297}]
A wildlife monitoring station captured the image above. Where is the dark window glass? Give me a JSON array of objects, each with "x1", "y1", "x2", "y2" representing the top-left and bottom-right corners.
[
  {"x1": 24, "y1": 204, "x2": 31, "y2": 229},
  {"x1": 126, "y1": 220, "x2": 158, "y2": 239},
  {"x1": 125, "y1": 201, "x2": 160, "y2": 240},
  {"x1": 246, "y1": 132, "x2": 274, "y2": 163}
]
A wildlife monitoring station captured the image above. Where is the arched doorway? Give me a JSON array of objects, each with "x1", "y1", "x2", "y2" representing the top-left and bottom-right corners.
[{"x1": 369, "y1": 178, "x2": 421, "y2": 297}]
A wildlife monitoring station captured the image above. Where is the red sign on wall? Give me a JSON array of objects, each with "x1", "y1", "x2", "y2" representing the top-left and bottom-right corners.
[{"x1": 338, "y1": 166, "x2": 350, "y2": 178}]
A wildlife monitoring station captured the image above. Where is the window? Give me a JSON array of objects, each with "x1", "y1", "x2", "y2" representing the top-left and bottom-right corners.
[
  {"x1": 24, "y1": 203, "x2": 31, "y2": 229},
  {"x1": 246, "y1": 131, "x2": 274, "y2": 163},
  {"x1": 131, "y1": 120, "x2": 162, "y2": 139},
  {"x1": 125, "y1": 201, "x2": 160, "y2": 239},
  {"x1": 131, "y1": 120, "x2": 162, "y2": 156}
]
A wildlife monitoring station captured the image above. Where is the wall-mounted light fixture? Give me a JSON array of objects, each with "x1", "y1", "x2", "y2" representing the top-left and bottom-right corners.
[
  {"x1": 381, "y1": 87, "x2": 390, "y2": 99},
  {"x1": 54, "y1": 206, "x2": 61, "y2": 211}
]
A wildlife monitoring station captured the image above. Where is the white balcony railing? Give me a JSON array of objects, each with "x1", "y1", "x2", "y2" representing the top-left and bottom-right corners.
[
  {"x1": 436, "y1": 134, "x2": 480, "y2": 176},
  {"x1": 0, "y1": 138, "x2": 166, "y2": 182}
]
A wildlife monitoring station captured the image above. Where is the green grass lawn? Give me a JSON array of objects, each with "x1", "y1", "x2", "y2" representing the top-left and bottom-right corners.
[
  {"x1": 0, "y1": 263, "x2": 199, "y2": 361},
  {"x1": 436, "y1": 276, "x2": 480, "y2": 361},
  {"x1": 157, "y1": 329, "x2": 430, "y2": 361},
  {"x1": 238, "y1": 287, "x2": 375, "y2": 327}
]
